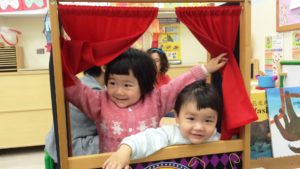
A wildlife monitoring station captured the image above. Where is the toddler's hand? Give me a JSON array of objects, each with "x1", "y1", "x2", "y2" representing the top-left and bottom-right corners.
[
  {"x1": 205, "y1": 53, "x2": 228, "y2": 73},
  {"x1": 102, "y1": 145, "x2": 131, "y2": 169}
]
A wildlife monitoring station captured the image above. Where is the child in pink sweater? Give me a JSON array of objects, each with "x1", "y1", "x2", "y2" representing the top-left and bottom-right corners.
[{"x1": 65, "y1": 47, "x2": 227, "y2": 153}]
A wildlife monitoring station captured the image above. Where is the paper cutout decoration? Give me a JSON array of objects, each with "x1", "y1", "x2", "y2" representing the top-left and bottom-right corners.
[
  {"x1": 0, "y1": 27, "x2": 22, "y2": 46},
  {"x1": 0, "y1": 0, "x2": 47, "y2": 12},
  {"x1": 0, "y1": 0, "x2": 23, "y2": 12},
  {"x1": 23, "y1": 0, "x2": 46, "y2": 10}
]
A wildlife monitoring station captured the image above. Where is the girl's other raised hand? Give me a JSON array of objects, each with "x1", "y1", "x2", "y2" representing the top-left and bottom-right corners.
[{"x1": 205, "y1": 53, "x2": 228, "y2": 73}]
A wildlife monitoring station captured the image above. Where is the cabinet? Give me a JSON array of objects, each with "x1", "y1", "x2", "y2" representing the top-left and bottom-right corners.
[{"x1": 0, "y1": 70, "x2": 52, "y2": 149}]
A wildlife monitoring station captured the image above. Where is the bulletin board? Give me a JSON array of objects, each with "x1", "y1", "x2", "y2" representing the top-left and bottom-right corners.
[{"x1": 276, "y1": 0, "x2": 300, "y2": 32}]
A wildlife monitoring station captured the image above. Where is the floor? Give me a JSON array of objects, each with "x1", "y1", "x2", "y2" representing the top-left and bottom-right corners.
[{"x1": 0, "y1": 146, "x2": 45, "y2": 169}]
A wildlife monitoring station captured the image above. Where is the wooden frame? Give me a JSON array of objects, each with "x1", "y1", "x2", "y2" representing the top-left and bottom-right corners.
[
  {"x1": 48, "y1": 0, "x2": 251, "y2": 168},
  {"x1": 276, "y1": 0, "x2": 300, "y2": 32}
]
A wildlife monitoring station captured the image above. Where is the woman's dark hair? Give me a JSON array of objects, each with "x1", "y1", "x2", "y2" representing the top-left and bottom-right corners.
[
  {"x1": 83, "y1": 66, "x2": 102, "y2": 77},
  {"x1": 147, "y1": 48, "x2": 169, "y2": 73},
  {"x1": 174, "y1": 81, "x2": 223, "y2": 117},
  {"x1": 104, "y1": 48, "x2": 157, "y2": 99}
]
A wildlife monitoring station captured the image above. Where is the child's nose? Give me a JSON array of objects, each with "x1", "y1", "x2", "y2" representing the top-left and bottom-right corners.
[
  {"x1": 194, "y1": 122, "x2": 204, "y2": 130},
  {"x1": 116, "y1": 87, "x2": 124, "y2": 95}
]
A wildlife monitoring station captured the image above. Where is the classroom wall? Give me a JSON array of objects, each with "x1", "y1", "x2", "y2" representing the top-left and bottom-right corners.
[
  {"x1": 180, "y1": 23, "x2": 207, "y2": 64},
  {"x1": 1, "y1": 15, "x2": 50, "y2": 69},
  {"x1": 252, "y1": 0, "x2": 294, "y2": 71}
]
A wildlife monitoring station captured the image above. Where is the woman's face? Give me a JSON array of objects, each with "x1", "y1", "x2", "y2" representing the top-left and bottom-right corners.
[
  {"x1": 106, "y1": 70, "x2": 141, "y2": 108},
  {"x1": 150, "y1": 52, "x2": 161, "y2": 73}
]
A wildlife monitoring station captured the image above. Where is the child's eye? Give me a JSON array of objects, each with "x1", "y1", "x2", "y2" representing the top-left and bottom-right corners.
[
  {"x1": 187, "y1": 117, "x2": 194, "y2": 121},
  {"x1": 108, "y1": 81, "x2": 115, "y2": 86},
  {"x1": 124, "y1": 84, "x2": 133, "y2": 88},
  {"x1": 205, "y1": 119, "x2": 214, "y2": 123}
]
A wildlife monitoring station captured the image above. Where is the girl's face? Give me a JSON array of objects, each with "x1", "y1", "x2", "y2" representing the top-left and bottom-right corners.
[
  {"x1": 176, "y1": 101, "x2": 218, "y2": 144},
  {"x1": 107, "y1": 70, "x2": 141, "y2": 108},
  {"x1": 150, "y1": 52, "x2": 161, "y2": 73}
]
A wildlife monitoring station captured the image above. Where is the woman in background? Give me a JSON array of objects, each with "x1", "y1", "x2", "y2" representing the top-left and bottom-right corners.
[{"x1": 147, "y1": 48, "x2": 171, "y2": 88}]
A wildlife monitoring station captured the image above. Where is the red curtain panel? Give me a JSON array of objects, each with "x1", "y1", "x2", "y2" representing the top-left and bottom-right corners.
[
  {"x1": 58, "y1": 5, "x2": 158, "y2": 86},
  {"x1": 176, "y1": 6, "x2": 258, "y2": 139}
]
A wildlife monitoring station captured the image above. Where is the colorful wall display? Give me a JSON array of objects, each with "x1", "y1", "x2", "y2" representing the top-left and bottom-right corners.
[{"x1": 0, "y1": 0, "x2": 47, "y2": 12}]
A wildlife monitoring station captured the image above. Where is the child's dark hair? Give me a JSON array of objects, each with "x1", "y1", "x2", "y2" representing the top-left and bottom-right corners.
[
  {"x1": 147, "y1": 48, "x2": 169, "y2": 73},
  {"x1": 104, "y1": 48, "x2": 157, "y2": 99},
  {"x1": 174, "y1": 81, "x2": 223, "y2": 116},
  {"x1": 83, "y1": 66, "x2": 102, "y2": 77}
]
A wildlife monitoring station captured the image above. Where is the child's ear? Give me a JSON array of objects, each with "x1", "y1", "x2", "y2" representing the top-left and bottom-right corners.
[
  {"x1": 175, "y1": 112, "x2": 179, "y2": 123},
  {"x1": 101, "y1": 66, "x2": 106, "y2": 73}
]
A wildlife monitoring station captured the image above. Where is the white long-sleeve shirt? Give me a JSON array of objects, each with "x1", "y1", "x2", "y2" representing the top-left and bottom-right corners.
[{"x1": 121, "y1": 124, "x2": 220, "y2": 160}]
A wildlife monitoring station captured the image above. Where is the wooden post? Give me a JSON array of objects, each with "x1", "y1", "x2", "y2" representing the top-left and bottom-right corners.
[
  {"x1": 239, "y1": 0, "x2": 252, "y2": 169},
  {"x1": 49, "y1": 0, "x2": 69, "y2": 168}
]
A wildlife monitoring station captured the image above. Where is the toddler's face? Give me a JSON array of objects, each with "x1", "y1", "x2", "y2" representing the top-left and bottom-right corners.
[
  {"x1": 107, "y1": 70, "x2": 141, "y2": 108},
  {"x1": 150, "y1": 53, "x2": 161, "y2": 73},
  {"x1": 176, "y1": 101, "x2": 218, "y2": 144}
]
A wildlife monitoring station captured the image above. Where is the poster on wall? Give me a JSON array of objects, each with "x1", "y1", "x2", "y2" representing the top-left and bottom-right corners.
[
  {"x1": 265, "y1": 34, "x2": 284, "y2": 75},
  {"x1": 158, "y1": 19, "x2": 181, "y2": 64},
  {"x1": 266, "y1": 87, "x2": 300, "y2": 158},
  {"x1": 292, "y1": 31, "x2": 300, "y2": 59},
  {"x1": 277, "y1": 0, "x2": 300, "y2": 32}
]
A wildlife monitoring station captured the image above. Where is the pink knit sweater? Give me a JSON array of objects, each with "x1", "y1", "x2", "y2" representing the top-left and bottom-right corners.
[{"x1": 65, "y1": 65, "x2": 207, "y2": 152}]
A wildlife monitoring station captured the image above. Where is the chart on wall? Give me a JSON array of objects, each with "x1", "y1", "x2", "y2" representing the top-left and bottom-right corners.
[
  {"x1": 265, "y1": 34, "x2": 284, "y2": 75},
  {"x1": 266, "y1": 87, "x2": 300, "y2": 158}
]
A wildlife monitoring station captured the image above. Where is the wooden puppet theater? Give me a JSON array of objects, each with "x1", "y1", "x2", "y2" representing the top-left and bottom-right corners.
[{"x1": 48, "y1": 0, "x2": 257, "y2": 168}]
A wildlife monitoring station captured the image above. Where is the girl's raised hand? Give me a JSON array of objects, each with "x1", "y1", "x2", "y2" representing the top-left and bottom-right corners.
[{"x1": 205, "y1": 53, "x2": 228, "y2": 73}]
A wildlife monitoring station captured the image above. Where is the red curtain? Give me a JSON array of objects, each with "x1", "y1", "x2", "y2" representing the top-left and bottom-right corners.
[
  {"x1": 176, "y1": 6, "x2": 257, "y2": 139},
  {"x1": 58, "y1": 5, "x2": 158, "y2": 86}
]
